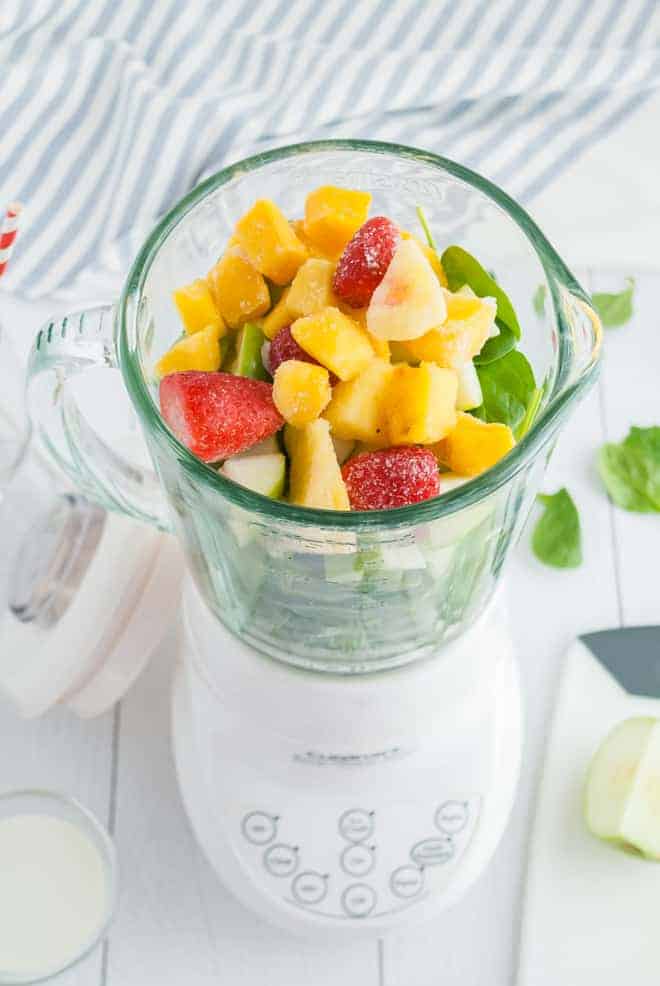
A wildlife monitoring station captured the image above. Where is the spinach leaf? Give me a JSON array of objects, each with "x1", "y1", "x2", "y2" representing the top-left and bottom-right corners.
[
  {"x1": 593, "y1": 278, "x2": 635, "y2": 328},
  {"x1": 474, "y1": 349, "x2": 536, "y2": 432},
  {"x1": 533, "y1": 284, "x2": 546, "y2": 317},
  {"x1": 474, "y1": 322, "x2": 516, "y2": 365},
  {"x1": 515, "y1": 385, "x2": 543, "y2": 440},
  {"x1": 441, "y1": 245, "x2": 521, "y2": 340},
  {"x1": 532, "y1": 488, "x2": 582, "y2": 569},
  {"x1": 598, "y1": 426, "x2": 660, "y2": 512}
]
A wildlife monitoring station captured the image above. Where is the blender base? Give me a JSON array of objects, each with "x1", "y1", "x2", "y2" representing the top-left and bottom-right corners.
[{"x1": 172, "y1": 580, "x2": 522, "y2": 937}]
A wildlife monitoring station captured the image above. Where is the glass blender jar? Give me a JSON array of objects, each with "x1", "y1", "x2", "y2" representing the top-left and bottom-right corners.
[{"x1": 26, "y1": 142, "x2": 601, "y2": 932}]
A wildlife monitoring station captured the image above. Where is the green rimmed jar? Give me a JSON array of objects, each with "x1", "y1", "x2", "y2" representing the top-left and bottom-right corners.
[{"x1": 27, "y1": 140, "x2": 602, "y2": 673}]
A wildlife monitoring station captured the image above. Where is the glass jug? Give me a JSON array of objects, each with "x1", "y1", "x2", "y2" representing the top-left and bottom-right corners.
[{"x1": 27, "y1": 141, "x2": 601, "y2": 673}]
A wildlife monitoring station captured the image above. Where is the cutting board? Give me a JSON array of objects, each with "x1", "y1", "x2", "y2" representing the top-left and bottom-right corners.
[{"x1": 518, "y1": 629, "x2": 660, "y2": 986}]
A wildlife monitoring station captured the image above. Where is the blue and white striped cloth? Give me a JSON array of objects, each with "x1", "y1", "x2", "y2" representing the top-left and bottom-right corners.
[{"x1": 1, "y1": 0, "x2": 659, "y2": 299}]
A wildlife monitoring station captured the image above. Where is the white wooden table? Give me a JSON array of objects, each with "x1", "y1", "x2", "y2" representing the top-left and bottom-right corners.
[{"x1": 1, "y1": 270, "x2": 658, "y2": 986}]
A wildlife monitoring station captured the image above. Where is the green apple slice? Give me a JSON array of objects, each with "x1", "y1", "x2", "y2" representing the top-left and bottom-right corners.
[
  {"x1": 584, "y1": 716, "x2": 660, "y2": 858},
  {"x1": 230, "y1": 321, "x2": 268, "y2": 380},
  {"x1": 221, "y1": 451, "x2": 286, "y2": 499}
]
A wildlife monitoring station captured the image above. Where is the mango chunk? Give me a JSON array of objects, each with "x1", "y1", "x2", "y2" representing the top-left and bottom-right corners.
[
  {"x1": 404, "y1": 290, "x2": 495, "y2": 368},
  {"x1": 273, "y1": 360, "x2": 331, "y2": 427},
  {"x1": 207, "y1": 247, "x2": 270, "y2": 329},
  {"x1": 235, "y1": 199, "x2": 307, "y2": 285},
  {"x1": 284, "y1": 418, "x2": 350, "y2": 510},
  {"x1": 262, "y1": 287, "x2": 293, "y2": 340},
  {"x1": 385, "y1": 362, "x2": 457, "y2": 445},
  {"x1": 291, "y1": 307, "x2": 375, "y2": 382},
  {"x1": 341, "y1": 305, "x2": 389, "y2": 360},
  {"x1": 324, "y1": 359, "x2": 394, "y2": 443},
  {"x1": 303, "y1": 186, "x2": 372, "y2": 257},
  {"x1": 287, "y1": 259, "x2": 337, "y2": 317},
  {"x1": 290, "y1": 220, "x2": 331, "y2": 260},
  {"x1": 173, "y1": 278, "x2": 224, "y2": 336},
  {"x1": 434, "y1": 413, "x2": 515, "y2": 476},
  {"x1": 155, "y1": 323, "x2": 222, "y2": 377}
]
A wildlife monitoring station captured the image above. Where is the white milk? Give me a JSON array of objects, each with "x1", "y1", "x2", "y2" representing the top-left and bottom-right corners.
[{"x1": 0, "y1": 814, "x2": 109, "y2": 980}]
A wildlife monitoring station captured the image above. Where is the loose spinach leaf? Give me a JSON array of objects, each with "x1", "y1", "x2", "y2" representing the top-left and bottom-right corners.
[
  {"x1": 593, "y1": 277, "x2": 635, "y2": 328},
  {"x1": 598, "y1": 426, "x2": 660, "y2": 512},
  {"x1": 474, "y1": 349, "x2": 536, "y2": 432},
  {"x1": 441, "y1": 245, "x2": 521, "y2": 340},
  {"x1": 474, "y1": 322, "x2": 516, "y2": 365},
  {"x1": 532, "y1": 488, "x2": 582, "y2": 569},
  {"x1": 533, "y1": 284, "x2": 546, "y2": 317}
]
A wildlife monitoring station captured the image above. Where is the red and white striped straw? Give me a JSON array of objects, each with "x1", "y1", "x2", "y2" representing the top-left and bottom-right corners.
[{"x1": 0, "y1": 202, "x2": 23, "y2": 279}]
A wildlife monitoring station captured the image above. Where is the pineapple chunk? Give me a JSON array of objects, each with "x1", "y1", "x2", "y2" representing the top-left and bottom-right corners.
[
  {"x1": 207, "y1": 247, "x2": 270, "y2": 329},
  {"x1": 455, "y1": 361, "x2": 483, "y2": 411},
  {"x1": 433, "y1": 412, "x2": 515, "y2": 476},
  {"x1": 273, "y1": 360, "x2": 331, "y2": 427},
  {"x1": 303, "y1": 186, "x2": 372, "y2": 257},
  {"x1": 173, "y1": 278, "x2": 224, "y2": 336},
  {"x1": 339, "y1": 305, "x2": 390, "y2": 360},
  {"x1": 155, "y1": 323, "x2": 223, "y2": 377},
  {"x1": 404, "y1": 291, "x2": 495, "y2": 367},
  {"x1": 235, "y1": 199, "x2": 307, "y2": 285},
  {"x1": 324, "y1": 359, "x2": 394, "y2": 443},
  {"x1": 291, "y1": 307, "x2": 375, "y2": 382},
  {"x1": 262, "y1": 287, "x2": 293, "y2": 340},
  {"x1": 385, "y1": 362, "x2": 457, "y2": 445},
  {"x1": 284, "y1": 419, "x2": 350, "y2": 510},
  {"x1": 287, "y1": 259, "x2": 337, "y2": 317}
]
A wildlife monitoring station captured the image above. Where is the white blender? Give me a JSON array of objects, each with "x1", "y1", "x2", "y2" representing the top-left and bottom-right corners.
[{"x1": 23, "y1": 141, "x2": 601, "y2": 935}]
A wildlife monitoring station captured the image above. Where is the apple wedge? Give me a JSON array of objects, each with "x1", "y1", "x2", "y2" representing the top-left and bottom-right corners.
[
  {"x1": 584, "y1": 716, "x2": 660, "y2": 859},
  {"x1": 366, "y1": 239, "x2": 446, "y2": 341}
]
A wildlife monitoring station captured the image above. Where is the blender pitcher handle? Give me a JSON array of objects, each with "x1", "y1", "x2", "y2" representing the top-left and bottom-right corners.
[{"x1": 27, "y1": 304, "x2": 170, "y2": 530}]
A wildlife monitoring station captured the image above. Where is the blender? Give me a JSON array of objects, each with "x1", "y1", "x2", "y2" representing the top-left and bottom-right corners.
[{"x1": 25, "y1": 141, "x2": 601, "y2": 935}]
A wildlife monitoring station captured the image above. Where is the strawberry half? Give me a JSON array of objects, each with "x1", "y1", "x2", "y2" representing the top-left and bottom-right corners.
[
  {"x1": 160, "y1": 371, "x2": 283, "y2": 462},
  {"x1": 332, "y1": 216, "x2": 400, "y2": 308},
  {"x1": 341, "y1": 446, "x2": 440, "y2": 510}
]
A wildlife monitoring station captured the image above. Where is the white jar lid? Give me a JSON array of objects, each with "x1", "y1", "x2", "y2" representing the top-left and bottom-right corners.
[{"x1": 0, "y1": 486, "x2": 182, "y2": 719}]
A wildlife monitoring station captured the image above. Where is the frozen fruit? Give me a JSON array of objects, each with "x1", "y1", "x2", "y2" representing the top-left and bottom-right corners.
[
  {"x1": 304, "y1": 186, "x2": 372, "y2": 257},
  {"x1": 234, "y1": 199, "x2": 307, "y2": 285},
  {"x1": 230, "y1": 322, "x2": 268, "y2": 380},
  {"x1": 433, "y1": 412, "x2": 514, "y2": 476},
  {"x1": 291, "y1": 306, "x2": 374, "y2": 382},
  {"x1": 324, "y1": 358, "x2": 394, "y2": 443},
  {"x1": 366, "y1": 238, "x2": 446, "y2": 341},
  {"x1": 267, "y1": 324, "x2": 334, "y2": 383},
  {"x1": 285, "y1": 419, "x2": 350, "y2": 510},
  {"x1": 207, "y1": 247, "x2": 270, "y2": 329},
  {"x1": 262, "y1": 287, "x2": 293, "y2": 340},
  {"x1": 405, "y1": 289, "x2": 495, "y2": 367},
  {"x1": 173, "y1": 279, "x2": 224, "y2": 335},
  {"x1": 160, "y1": 371, "x2": 283, "y2": 462},
  {"x1": 385, "y1": 362, "x2": 457, "y2": 445},
  {"x1": 287, "y1": 258, "x2": 337, "y2": 317},
  {"x1": 341, "y1": 446, "x2": 440, "y2": 510},
  {"x1": 221, "y1": 449, "x2": 286, "y2": 499},
  {"x1": 333, "y1": 217, "x2": 400, "y2": 308},
  {"x1": 455, "y1": 361, "x2": 483, "y2": 411},
  {"x1": 273, "y1": 360, "x2": 332, "y2": 427},
  {"x1": 155, "y1": 323, "x2": 223, "y2": 377}
]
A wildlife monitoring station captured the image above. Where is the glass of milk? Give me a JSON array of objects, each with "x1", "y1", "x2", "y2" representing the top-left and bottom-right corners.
[{"x1": 0, "y1": 790, "x2": 118, "y2": 983}]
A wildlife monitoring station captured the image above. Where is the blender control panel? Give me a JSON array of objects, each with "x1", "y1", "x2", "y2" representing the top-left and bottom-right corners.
[{"x1": 236, "y1": 796, "x2": 479, "y2": 920}]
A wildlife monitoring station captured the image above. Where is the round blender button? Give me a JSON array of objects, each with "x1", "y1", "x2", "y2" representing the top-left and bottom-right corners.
[
  {"x1": 341, "y1": 844, "x2": 375, "y2": 877},
  {"x1": 339, "y1": 809, "x2": 374, "y2": 843},
  {"x1": 341, "y1": 883, "x2": 376, "y2": 918},
  {"x1": 410, "y1": 837, "x2": 454, "y2": 867},
  {"x1": 242, "y1": 811, "x2": 277, "y2": 845},
  {"x1": 435, "y1": 801, "x2": 469, "y2": 835},
  {"x1": 264, "y1": 843, "x2": 298, "y2": 877},
  {"x1": 390, "y1": 865, "x2": 424, "y2": 899},
  {"x1": 292, "y1": 871, "x2": 328, "y2": 906}
]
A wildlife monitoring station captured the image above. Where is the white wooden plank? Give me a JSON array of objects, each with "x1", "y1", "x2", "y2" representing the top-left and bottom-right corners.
[
  {"x1": 594, "y1": 270, "x2": 660, "y2": 626},
  {"x1": 386, "y1": 271, "x2": 621, "y2": 984},
  {"x1": 106, "y1": 629, "x2": 380, "y2": 986}
]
